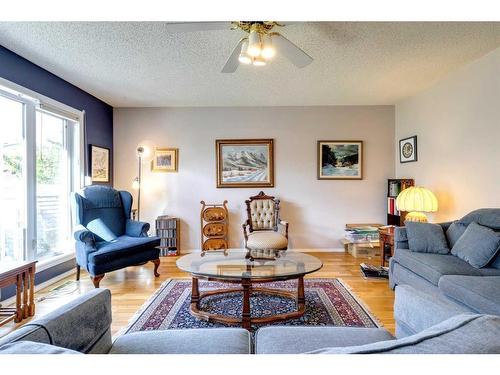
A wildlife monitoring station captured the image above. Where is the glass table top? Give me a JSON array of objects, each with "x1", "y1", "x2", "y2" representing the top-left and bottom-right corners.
[{"x1": 176, "y1": 249, "x2": 323, "y2": 280}]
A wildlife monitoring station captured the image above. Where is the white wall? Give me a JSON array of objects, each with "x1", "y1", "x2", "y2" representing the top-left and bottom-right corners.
[
  {"x1": 395, "y1": 47, "x2": 500, "y2": 222},
  {"x1": 114, "y1": 106, "x2": 394, "y2": 251}
]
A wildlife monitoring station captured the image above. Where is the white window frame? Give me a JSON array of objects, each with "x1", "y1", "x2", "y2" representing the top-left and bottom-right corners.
[{"x1": 0, "y1": 77, "x2": 85, "y2": 272}]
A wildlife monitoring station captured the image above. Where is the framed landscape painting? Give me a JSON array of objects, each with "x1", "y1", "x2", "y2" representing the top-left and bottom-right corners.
[
  {"x1": 318, "y1": 140, "x2": 363, "y2": 180},
  {"x1": 90, "y1": 144, "x2": 110, "y2": 183},
  {"x1": 216, "y1": 139, "x2": 274, "y2": 188},
  {"x1": 152, "y1": 148, "x2": 178, "y2": 172}
]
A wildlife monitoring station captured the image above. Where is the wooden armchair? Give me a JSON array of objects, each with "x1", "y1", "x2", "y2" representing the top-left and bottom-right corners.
[{"x1": 242, "y1": 191, "x2": 289, "y2": 256}]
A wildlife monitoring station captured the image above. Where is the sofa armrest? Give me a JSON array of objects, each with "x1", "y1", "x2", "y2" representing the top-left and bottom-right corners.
[
  {"x1": 126, "y1": 219, "x2": 150, "y2": 237},
  {"x1": 4, "y1": 289, "x2": 112, "y2": 353},
  {"x1": 394, "y1": 226, "x2": 409, "y2": 250}
]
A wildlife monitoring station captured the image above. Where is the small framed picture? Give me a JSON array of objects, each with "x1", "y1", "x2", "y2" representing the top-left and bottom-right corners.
[
  {"x1": 317, "y1": 141, "x2": 363, "y2": 180},
  {"x1": 152, "y1": 148, "x2": 178, "y2": 172},
  {"x1": 89, "y1": 144, "x2": 110, "y2": 183},
  {"x1": 399, "y1": 136, "x2": 418, "y2": 163}
]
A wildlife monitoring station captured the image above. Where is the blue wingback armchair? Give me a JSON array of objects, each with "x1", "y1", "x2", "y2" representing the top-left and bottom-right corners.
[{"x1": 71, "y1": 185, "x2": 161, "y2": 287}]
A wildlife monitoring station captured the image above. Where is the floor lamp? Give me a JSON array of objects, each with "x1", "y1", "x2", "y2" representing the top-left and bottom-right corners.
[{"x1": 132, "y1": 146, "x2": 146, "y2": 221}]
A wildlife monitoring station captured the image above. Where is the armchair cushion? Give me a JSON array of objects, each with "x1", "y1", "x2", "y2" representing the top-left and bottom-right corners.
[
  {"x1": 250, "y1": 199, "x2": 276, "y2": 230},
  {"x1": 246, "y1": 231, "x2": 288, "y2": 250},
  {"x1": 126, "y1": 219, "x2": 150, "y2": 237},
  {"x1": 87, "y1": 218, "x2": 118, "y2": 242},
  {"x1": 89, "y1": 236, "x2": 160, "y2": 266}
]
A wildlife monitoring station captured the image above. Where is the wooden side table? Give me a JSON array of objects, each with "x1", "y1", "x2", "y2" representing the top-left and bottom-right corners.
[
  {"x1": 0, "y1": 261, "x2": 37, "y2": 326},
  {"x1": 379, "y1": 227, "x2": 395, "y2": 267}
]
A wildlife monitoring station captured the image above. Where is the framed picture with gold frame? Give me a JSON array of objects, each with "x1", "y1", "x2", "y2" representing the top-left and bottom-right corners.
[
  {"x1": 151, "y1": 148, "x2": 178, "y2": 172},
  {"x1": 216, "y1": 139, "x2": 274, "y2": 188}
]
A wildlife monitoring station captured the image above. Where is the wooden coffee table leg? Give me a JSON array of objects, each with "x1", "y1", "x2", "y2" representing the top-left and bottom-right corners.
[
  {"x1": 191, "y1": 277, "x2": 200, "y2": 309},
  {"x1": 28, "y1": 266, "x2": 35, "y2": 316},
  {"x1": 297, "y1": 276, "x2": 305, "y2": 310},
  {"x1": 242, "y1": 279, "x2": 251, "y2": 330}
]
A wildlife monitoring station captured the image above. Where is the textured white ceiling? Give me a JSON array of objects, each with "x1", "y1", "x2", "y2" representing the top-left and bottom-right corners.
[{"x1": 0, "y1": 22, "x2": 499, "y2": 107}]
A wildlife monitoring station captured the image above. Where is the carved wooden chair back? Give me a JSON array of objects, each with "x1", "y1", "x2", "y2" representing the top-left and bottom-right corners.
[{"x1": 244, "y1": 191, "x2": 281, "y2": 233}]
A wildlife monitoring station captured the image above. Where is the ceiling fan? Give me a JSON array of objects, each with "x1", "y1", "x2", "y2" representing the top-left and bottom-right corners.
[{"x1": 166, "y1": 21, "x2": 313, "y2": 73}]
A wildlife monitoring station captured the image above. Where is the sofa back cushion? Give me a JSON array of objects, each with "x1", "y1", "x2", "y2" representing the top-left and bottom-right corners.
[
  {"x1": 458, "y1": 208, "x2": 500, "y2": 231},
  {"x1": 307, "y1": 314, "x2": 500, "y2": 354},
  {"x1": 451, "y1": 222, "x2": 500, "y2": 268},
  {"x1": 445, "y1": 222, "x2": 468, "y2": 248},
  {"x1": 406, "y1": 222, "x2": 450, "y2": 254}
]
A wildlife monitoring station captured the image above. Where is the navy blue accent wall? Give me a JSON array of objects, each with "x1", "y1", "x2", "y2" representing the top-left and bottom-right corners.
[{"x1": 0, "y1": 46, "x2": 113, "y2": 301}]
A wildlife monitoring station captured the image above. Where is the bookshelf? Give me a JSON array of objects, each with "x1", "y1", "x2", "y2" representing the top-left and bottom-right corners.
[
  {"x1": 156, "y1": 216, "x2": 180, "y2": 256},
  {"x1": 387, "y1": 179, "x2": 414, "y2": 226}
]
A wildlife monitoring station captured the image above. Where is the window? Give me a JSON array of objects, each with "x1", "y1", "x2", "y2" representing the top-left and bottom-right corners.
[{"x1": 0, "y1": 81, "x2": 83, "y2": 267}]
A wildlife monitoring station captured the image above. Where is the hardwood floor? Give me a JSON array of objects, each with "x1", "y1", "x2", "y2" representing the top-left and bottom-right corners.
[{"x1": 0, "y1": 251, "x2": 395, "y2": 338}]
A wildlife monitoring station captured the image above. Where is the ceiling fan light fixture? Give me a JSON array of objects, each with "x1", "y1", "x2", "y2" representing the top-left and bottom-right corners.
[
  {"x1": 261, "y1": 34, "x2": 275, "y2": 60},
  {"x1": 238, "y1": 40, "x2": 252, "y2": 64},
  {"x1": 247, "y1": 29, "x2": 262, "y2": 57},
  {"x1": 252, "y1": 56, "x2": 266, "y2": 66}
]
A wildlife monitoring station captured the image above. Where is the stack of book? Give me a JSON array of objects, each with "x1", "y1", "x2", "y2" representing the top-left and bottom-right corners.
[
  {"x1": 360, "y1": 263, "x2": 389, "y2": 279},
  {"x1": 344, "y1": 226, "x2": 380, "y2": 243}
]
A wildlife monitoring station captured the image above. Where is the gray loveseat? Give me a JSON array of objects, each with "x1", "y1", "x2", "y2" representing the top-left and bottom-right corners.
[
  {"x1": 1, "y1": 288, "x2": 499, "y2": 354},
  {"x1": 389, "y1": 208, "x2": 500, "y2": 336}
]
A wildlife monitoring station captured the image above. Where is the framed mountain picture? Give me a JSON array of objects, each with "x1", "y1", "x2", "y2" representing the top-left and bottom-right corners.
[
  {"x1": 216, "y1": 139, "x2": 274, "y2": 188},
  {"x1": 317, "y1": 140, "x2": 363, "y2": 180}
]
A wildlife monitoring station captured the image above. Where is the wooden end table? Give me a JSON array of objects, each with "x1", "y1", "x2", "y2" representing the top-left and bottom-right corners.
[
  {"x1": 379, "y1": 227, "x2": 395, "y2": 267},
  {"x1": 0, "y1": 261, "x2": 37, "y2": 326}
]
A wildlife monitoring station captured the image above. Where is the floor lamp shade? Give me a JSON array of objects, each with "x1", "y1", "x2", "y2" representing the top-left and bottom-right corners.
[{"x1": 396, "y1": 186, "x2": 438, "y2": 222}]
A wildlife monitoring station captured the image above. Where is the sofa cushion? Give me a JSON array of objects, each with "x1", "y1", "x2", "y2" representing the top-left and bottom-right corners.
[
  {"x1": 89, "y1": 236, "x2": 160, "y2": 266},
  {"x1": 446, "y1": 222, "x2": 468, "y2": 248},
  {"x1": 308, "y1": 314, "x2": 500, "y2": 354},
  {"x1": 392, "y1": 249, "x2": 488, "y2": 286},
  {"x1": 405, "y1": 222, "x2": 449, "y2": 254},
  {"x1": 451, "y1": 222, "x2": 500, "y2": 268},
  {"x1": 438, "y1": 275, "x2": 500, "y2": 315},
  {"x1": 110, "y1": 328, "x2": 251, "y2": 354},
  {"x1": 0, "y1": 341, "x2": 81, "y2": 354},
  {"x1": 254, "y1": 326, "x2": 394, "y2": 354},
  {"x1": 87, "y1": 218, "x2": 118, "y2": 242},
  {"x1": 246, "y1": 231, "x2": 288, "y2": 250},
  {"x1": 458, "y1": 208, "x2": 500, "y2": 231}
]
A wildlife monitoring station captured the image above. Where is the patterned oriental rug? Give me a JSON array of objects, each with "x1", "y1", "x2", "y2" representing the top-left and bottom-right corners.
[{"x1": 121, "y1": 278, "x2": 380, "y2": 334}]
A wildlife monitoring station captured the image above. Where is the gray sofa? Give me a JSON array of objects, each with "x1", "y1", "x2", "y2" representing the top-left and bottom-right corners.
[
  {"x1": 389, "y1": 208, "x2": 500, "y2": 335},
  {"x1": 1, "y1": 288, "x2": 500, "y2": 354}
]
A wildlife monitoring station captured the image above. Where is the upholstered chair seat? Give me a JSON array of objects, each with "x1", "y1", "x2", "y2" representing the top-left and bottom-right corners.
[
  {"x1": 246, "y1": 231, "x2": 288, "y2": 251},
  {"x1": 242, "y1": 191, "x2": 289, "y2": 252}
]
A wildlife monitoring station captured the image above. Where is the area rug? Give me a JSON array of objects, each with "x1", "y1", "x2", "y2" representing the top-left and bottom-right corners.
[{"x1": 121, "y1": 278, "x2": 380, "y2": 334}]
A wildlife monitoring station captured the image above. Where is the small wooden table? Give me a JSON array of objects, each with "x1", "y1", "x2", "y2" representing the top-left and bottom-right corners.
[
  {"x1": 0, "y1": 261, "x2": 37, "y2": 326},
  {"x1": 379, "y1": 227, "x2": 395, "y2": 267}
]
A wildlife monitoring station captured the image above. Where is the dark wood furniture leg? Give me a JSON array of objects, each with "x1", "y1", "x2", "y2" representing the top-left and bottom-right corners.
[
  {"x1": 15, "y1": 274, "x2": 22, "y2": 323},
  {"x1": 28, "y1": 266, "x2": 35, "y2": 316},
  {"x1": 297, "y1": 276, "x2": 305, "y2": 310},
  {"x1": 191, "y1": 277, "x2": 200, "y2": 309},
  {"x1": 91, "y1": 274, "x2": 105, "y2": 288},
  {"x1": 151, "y1": 259, "x2": 160, "y2": 277},
  {"x1": 22, "y1": 271, "x2": 28, "y2": 319},
  {"x1": 242, "y1": 279, "x2": 251, "y2": 330},
  {"x1": 76, "y1": 265, "x2": 81, "y2": 281}
]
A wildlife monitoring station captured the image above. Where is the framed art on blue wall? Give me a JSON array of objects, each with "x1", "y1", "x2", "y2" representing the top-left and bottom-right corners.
[{"x1": 89, "y1": 144, "x2": 110, "y2": 183}]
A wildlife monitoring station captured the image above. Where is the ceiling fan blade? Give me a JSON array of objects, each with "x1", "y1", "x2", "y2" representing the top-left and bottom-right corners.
[
  {"x1": 165, "y1": 22, "x2": 231, "y2": 33},
  {"x1": 270, "y1": 32, "x2": 313, "y2": 68},
  {"x1": 221, "y1": 38, "x2": 245, "y2": 73}
]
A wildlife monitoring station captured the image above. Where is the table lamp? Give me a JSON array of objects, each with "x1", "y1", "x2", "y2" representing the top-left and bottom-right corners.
[{"x1": 396, "y1": 186, "x2": 438, "y2": 222}]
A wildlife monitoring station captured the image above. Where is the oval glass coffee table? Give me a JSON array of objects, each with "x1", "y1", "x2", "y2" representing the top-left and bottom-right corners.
[{"x1": 176, "y1": 249, "x2": 323, "y2": 330}]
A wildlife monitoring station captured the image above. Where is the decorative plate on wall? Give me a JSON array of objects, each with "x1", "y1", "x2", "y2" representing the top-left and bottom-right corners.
[{"x1": 399, "y1": 136, "x2": 418, "y2": 163}]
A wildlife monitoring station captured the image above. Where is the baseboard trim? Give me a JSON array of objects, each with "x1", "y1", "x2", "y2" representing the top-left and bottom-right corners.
[
  {"x1": 0, "y1": 269, "x2": 76, "y2": 307},
  {"x1": 178, "y1": 248, "x2": 345, "y2": 254}
]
